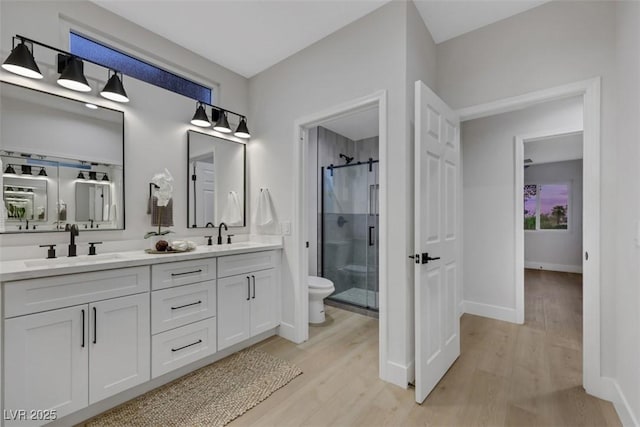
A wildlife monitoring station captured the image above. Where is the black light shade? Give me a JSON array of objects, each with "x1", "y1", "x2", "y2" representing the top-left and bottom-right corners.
[
  {"x1": 102, "y1": 173, "x2": 109, "y2": 182},
  {"x1": 100, "y1": 71, "x2": 129, "y2": 103},
  {"x1": 4, "y1": 164, "x2": 16, "y2": 174},
  {"x1": 38, "y1": 167, "x2": 47, "y2": 177},
  {"x1": 191, "y1": 103, "x2": 211, "y2": 127},
  {"x1": 89, "y1": 171, "x2": 97, "y2": 180},
  {"x1": 234, "y1": 118, "x2": 251, "y2": 138},
  {"x1": 57, "y1": 57, "x2": 91, "y2": 92},
  {"x1": 77, "y1": 171, "x2": 86, "y2": 179},
  {"x1": 21, "y1": 165, "x2": 32, "y2": 175},
  {"x1": 213, "y1": 111, "x2": 231, "y2": 133},
  {"x1": 2, "y1": 41, "x2": 43, "y2": 79}
]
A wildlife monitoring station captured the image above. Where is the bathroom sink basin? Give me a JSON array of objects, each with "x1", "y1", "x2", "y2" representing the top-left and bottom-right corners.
[{"x1": 24, "y1": 253, "x2": 123, "y2": 268}]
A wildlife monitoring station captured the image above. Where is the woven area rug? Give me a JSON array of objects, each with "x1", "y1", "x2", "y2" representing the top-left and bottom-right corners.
[{"x1": 86, "y1": 348, "x2": 302, "y2": 427}]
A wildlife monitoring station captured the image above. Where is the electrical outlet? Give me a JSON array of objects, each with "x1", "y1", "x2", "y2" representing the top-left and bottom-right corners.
[{"x1": 280, "y1": 221, "x2": 291, "y2": 236}]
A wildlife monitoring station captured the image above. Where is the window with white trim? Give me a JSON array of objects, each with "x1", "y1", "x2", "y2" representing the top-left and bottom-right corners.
[{"x1": 524, "y1": 183, "x2": 570, "y2": 230}]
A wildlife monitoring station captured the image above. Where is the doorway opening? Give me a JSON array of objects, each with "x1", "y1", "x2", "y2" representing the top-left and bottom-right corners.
[
  {"x1": 457, "y1": 77, "x2": 604, "y2": 397},
  {"x1": 308, "y1": 111, "x2": 380, "y2": 317},
  {"x1": 293, "y1": 90, "x2": 388, "y2": 379}
]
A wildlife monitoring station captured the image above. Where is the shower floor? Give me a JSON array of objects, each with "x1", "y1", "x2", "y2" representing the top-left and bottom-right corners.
[{"x1": 331, "y1": 287, "x2": 379, "y2": 309}]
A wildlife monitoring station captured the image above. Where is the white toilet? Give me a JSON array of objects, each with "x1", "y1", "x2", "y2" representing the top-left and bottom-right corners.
[{"x1": 308, "y1": 276, "x2": 335, "y2": 324}]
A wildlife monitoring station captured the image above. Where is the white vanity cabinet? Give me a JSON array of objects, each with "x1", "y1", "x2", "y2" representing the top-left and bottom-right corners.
[
  {"x1": 217, "y1": 251, "x2": 279, "y2": 351},
  {"x1": 3, "y1": 267, "x2": 150, "y2": 425}
]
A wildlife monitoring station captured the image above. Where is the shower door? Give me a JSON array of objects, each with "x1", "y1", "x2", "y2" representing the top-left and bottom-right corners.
[{"x1": 321, "y1": 161, "x2": 379, "y2": 311}]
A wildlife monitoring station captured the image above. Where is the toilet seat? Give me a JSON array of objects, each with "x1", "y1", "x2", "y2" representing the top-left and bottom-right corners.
[{"x1": 309, "y1": 276, "x2": 334, "y2": 290}]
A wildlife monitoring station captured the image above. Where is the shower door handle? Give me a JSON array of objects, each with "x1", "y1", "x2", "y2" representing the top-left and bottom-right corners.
[{"x1": 368, "y1": 226, "x2": 375, "y2": 246}]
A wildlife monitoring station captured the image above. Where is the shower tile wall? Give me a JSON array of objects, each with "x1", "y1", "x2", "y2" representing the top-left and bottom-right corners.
[{"x1": 316, "y1": 127, "x2": 378, "y2": 306}]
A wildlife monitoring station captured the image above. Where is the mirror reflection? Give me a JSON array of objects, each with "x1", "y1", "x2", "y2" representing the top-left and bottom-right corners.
[
  {"x1": 187, "y1": 130, "x2": 245, "y2": 228},
  {"x1": 0, "y1": 82, "x2": 124, "y2": 233}
]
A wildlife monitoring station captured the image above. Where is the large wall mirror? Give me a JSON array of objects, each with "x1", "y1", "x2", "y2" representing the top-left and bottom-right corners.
[
  {"x1": 0, "y1": 82, "x2": 124, "y2": 233},
  {"x1": 187, "y1": 130, "x2": 245, "y2": 228}
]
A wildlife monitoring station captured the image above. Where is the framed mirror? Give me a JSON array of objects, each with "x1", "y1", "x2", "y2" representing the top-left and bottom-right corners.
[
  {"x1": 187, "y1": 130, "x2": 246, "y2": 228},
  {"x1": 0, "y1": 82, "x2": 124, "y2": 233}
]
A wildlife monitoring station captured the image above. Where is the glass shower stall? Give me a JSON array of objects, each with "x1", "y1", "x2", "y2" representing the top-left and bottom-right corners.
[{"x1": 321, "y1": 160, "x2": 379, "y2": 311}]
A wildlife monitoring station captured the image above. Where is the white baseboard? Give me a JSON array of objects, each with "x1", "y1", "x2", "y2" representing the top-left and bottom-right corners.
[
  {"x1": 463, "y1": 300, "x2": 518, "y2": 323},
  {"x1": 385, "y1": 360, "x2": 412, "y2": 389},
  {"x1": 458, "y1": 301, "x2": 464, "y2": 318},
  {"x1": 524, "y1": 261, "x2": 583, "y2": 273},
  {"x1": 600, "y1": 377, "x2": 639, "y2": 427},
  {"x1": 278, "y1": 321, "x2": 303, "y2": 343}
]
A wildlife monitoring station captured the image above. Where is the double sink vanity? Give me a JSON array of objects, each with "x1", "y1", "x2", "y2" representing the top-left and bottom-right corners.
[{"x1": 0, "y1": 239, "x2": 282, "y2": 426}]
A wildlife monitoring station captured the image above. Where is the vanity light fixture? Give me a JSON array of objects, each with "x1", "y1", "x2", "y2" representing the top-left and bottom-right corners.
[
  {"x1": 89, "y1": 171, "x2": 97, "y2": 180},
  {"x1": 77, "y1": 171, "x2": 86, "y2": 180},
  {"x1": 1, "y1": 38, "x2": 43, "y2": 79},
  {"x1": 57, "y1": 55, "x2": 91, "y2": 92},
  {"x1": 100, "y1": 70, "x2": 129, "y2": 103},
  {"x1": 21, "y1": 165, "x2": 32, "y2": 175},
  {"x1": 234, "y1": 117, "x2": 251, "y2": 139},
  {"x1": 213, "y1": 110, "x2": 231, "y2": 133},
  {"x1": 190, "y1": 102, "x2": 211, "y2": 127},
  {"x1": 4, "y1": 164, "x2": 16, "y2": 175},
  {"x1": 101, "y1": 173, "x2": 109, "y2": 182},
  {"x1": 38, "y1": 167, "x2": 47, "y2": 177}
]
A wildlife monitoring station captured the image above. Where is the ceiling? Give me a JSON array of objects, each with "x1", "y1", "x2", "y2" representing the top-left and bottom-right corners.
[
  {"x1": 524, "y1": 132, "x2": 583, "y2": 165},
  {"x1": 91, "y1": 0, "x2": 550, "y2": 78},
  {"x1": 322, "y1": 107, "x2": 379, "y2": 141}
]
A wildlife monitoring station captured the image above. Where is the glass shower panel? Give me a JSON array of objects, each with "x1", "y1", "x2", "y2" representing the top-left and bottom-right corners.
[
  {"x1": 322, "y1": 164, "x2": 370, "y2": 308},
  {"x1": 367, "y1": 162, "x2": 379, "y2": 310}
]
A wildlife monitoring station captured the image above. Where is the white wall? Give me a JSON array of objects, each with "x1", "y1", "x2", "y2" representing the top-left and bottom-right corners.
[
  {"x1": 249, "y1": 0, "x2": 436, "y2": 385},
  {"x1": 436, "y1": 0, "x2": 620, "y2": 381},
  {"x1": 614, "y1": 1, "x2": 640, "y2": 424},
  {"x1": 461, "y1": 96, "x2": 582, "y2": 313},
  {"x1": 0, "y1": 0, "x2": 249, "y2": 258},
  {"x1": 524, "y1": 159, "x2": 583, "y2": 272}
]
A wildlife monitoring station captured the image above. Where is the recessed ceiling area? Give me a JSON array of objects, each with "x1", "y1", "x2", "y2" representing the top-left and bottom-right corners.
[
  {"x1": 524, "y1": 132, "x2": 584, "y2": 165},
  {"x1": 90, "y1": 0, "x2": 551, "y2": 78},
  {"x1": 321, "y1": 107, "x2": 379, "y2": 142}
]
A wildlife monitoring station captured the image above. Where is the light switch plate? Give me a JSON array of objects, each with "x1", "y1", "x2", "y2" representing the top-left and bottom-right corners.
[{"x1": 281, "y1": 221, "x2": 291, "y2": 235}]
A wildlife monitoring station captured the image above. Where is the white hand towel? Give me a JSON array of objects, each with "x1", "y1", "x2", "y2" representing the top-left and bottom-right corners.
[
  {"x1": 256, "y1": 188, "x2": 275, "y2": 226},
  {"x1": 221, "y1": 191, "x2": 243, "y2": 226}
]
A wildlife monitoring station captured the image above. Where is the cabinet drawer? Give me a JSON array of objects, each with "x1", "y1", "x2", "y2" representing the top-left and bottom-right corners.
[
  {"x1": 151, "y1": 258, "x2": 216, "y2": 290},
  {"x1": 217, "y1": 251, "x2": 277, "y2": 278},
  {"x1": 151, "y1": 281, "x2": 216, "y2": 334},
  {"x1": 151, "y1": 317, "x2": 217, "y2": 378},
  {"x1": 4, "y1": 266, "x2": 150, "y2": 318}
]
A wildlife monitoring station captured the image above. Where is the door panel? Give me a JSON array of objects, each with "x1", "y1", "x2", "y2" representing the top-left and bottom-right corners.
[
  {"x1": 250, "y1": 269, "x2": 278, "y2": 336},
  {"x1": 89, "y1": 293, "x2": 150, "y2": 404},
  {"x1": 5, "y1": 305, "x2": 88, "y2": 422},
  {"x1": 414, "y1": 81, "x2": 461, "y2": 403},
  {"x1": 217, "y1": 274, "x2": 251, "y2": 350}
]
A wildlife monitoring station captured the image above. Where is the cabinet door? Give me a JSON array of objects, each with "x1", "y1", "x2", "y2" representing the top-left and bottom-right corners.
[
  {"x1": 250, "y1": 269, "x2": 278, "y2": 336},
  {"x1": 5, "y1": 305, "x2": 88, "y2": 424},
  {"x1": 89, "y1": 293, "x2": 150, "y2": 404},
  {"x1": 217, "y1": 275, "x2": 251, "y2": 350}
]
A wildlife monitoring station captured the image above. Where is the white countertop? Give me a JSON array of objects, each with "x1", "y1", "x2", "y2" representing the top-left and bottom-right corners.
[{"x1": 0, "y1": 241, "x2": 283, "y2": 282}]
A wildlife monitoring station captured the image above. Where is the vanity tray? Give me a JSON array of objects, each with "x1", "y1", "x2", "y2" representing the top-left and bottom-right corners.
[{"x1": 144, "y1": 248, "x2": 195, "y2": 255}]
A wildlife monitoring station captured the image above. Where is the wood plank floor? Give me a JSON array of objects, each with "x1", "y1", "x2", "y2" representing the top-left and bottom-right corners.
[{"x1": 232, "y1": 270, "x2": 621, "y2": 427}]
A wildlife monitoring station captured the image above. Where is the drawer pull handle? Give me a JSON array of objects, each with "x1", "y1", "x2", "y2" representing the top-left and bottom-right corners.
[
  {"x1": 171, "y1": 339, "x2": 203, "y2": 352},
  {"x1": 171, "y1": 269, "x2": 203, "y2": 277},
  {"x1": 171, "y1": 300, "x2": 202, "y2": 310}
]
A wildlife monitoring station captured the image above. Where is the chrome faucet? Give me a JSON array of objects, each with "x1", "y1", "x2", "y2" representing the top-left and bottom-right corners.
[
  {"x1": 217, "y1": 222, "x2": 228, "y2": 245},
  {"x1": 65, "y1": 223, "x2": 79, "y2": 257}
]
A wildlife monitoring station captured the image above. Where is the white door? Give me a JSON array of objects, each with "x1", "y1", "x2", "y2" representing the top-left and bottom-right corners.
[
  {"x1": 217, "y1": 274, "x2": 251, "y2": 350},
  {"x1": 250, "y1": 269, "x2": 278, "y2": 336},
  {"x1": 194, "y1": 161, "x2": 215, "y2": 226},
  {"x1": 89, "y1": 293, "x2": 150, "y2": 404},
  {"x1": 414, "y1": 81, "x2": 461, "y2": 403},
  {"x1": 4, "y1": 305, "x2": 89, "y2": 423}
]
